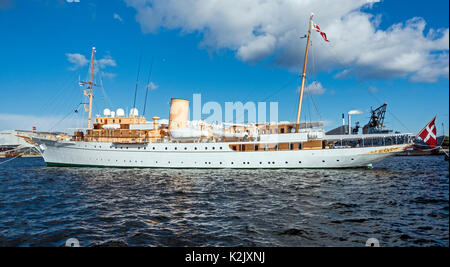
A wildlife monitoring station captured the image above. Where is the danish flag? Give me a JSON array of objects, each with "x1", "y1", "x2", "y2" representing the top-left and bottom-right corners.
[
  {"x1": 313, "y1": 23, "x2": 330, "y2": 42},
  {"x1": 417, "y1": 116, "x2": 437, "y2": 148}
]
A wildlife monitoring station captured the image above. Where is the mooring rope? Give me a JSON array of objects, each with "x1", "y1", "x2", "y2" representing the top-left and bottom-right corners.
[{"x1": 0, "y1": 153, "x2": 23, "y2": 165}]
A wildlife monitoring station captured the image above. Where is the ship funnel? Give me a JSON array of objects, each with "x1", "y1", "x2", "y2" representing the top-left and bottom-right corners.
[{"x1": 169, "y1": 98, "x2": 189, "y2": 129}]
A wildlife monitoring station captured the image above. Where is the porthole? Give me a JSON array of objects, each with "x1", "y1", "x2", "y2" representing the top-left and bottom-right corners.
[
  {"x1": 165, "y1": 147, "x2": 168, "y2": 150},
  {"x1": 174, "y1": 147, "x2": 177, "y2": 150},
  {"x1": 185, "y1": 147, "x2": 187, "y2": 150}
]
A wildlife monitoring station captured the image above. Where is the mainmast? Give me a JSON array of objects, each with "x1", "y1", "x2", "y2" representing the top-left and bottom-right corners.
[
  {"x1": 295, "y1": 13, "x2": 314, "y2": 133},
  {"x1": 87, "y1": 47, "x2": 96, "y2": 129}
]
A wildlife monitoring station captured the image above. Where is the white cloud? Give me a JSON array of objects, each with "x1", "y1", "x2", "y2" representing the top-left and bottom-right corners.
[
  {"x1": 66, "y1": 53, "x2": 89, "y2": 70},
  {"x1": 147, "y1": 81, "x2": 159, "y2": 90},
  {"x1": 298, "y1": 81, "x2": 326, "y2": 95},
  {"x1": 125, "y1": 0, "x2": 449, "y2": 83},
  {"x1": 113, "y1": 13, "x2": 123, "y2": 22},
  {"x1": 368, "y1": 86, "x2": 379, "y2": 93},
  {"x1": 0, "y1": 113, "x2": 82, "y2": 133},
  {"x1": 66, "y1": 53, "x2": 117, "y2": 78}
]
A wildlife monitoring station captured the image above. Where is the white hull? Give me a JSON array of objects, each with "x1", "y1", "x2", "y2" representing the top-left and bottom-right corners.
[{"x1": 34, "y1": 138, "x2": 409, "y2": 169}]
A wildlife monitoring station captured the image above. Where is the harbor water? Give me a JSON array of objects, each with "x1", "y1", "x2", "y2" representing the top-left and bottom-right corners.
[{"x1": 0, "y1": 156, "x2": 448, "y2": 247}]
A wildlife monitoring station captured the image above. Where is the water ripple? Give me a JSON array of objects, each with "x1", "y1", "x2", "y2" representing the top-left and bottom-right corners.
[{"x1": 0, "y1": 156, "x2": 448, "y2": 247}]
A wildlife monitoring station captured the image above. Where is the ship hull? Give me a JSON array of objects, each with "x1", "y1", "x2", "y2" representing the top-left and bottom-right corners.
[{"x1": 33, "y1": 138, "x2": 409, "y2": 169}]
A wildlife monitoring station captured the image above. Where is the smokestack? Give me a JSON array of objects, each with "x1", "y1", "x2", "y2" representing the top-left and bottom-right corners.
[{"x1": 348, "y1": 114, "x2": 351, "y2": 135}]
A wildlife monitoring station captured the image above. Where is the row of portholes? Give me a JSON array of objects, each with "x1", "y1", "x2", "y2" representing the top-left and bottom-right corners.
[{"x1": 90, "y1": 158, "x2": 354, "y2": 165}]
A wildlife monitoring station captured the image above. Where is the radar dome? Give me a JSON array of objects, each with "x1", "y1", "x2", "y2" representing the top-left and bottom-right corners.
[
  {"x1": 116, "y1": 108, "x2": 125, "y2": 117},
  {"x1": 103, "y1": 108, "x2": 111, "y2": 117},
  {"x1": 110, "y1": 111, "x2": 116, "y2": 118},
  {"x1": 130, "y1": 108, "x2": 139, "y2": 117}
]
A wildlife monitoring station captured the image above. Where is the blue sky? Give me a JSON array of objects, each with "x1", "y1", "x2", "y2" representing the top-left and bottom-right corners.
[{"x1": 0, "y1": 0, "x2": 448, "y2": 135}]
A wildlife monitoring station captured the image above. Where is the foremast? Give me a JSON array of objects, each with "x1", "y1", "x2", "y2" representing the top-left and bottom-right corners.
[
  {"x1": 79, "y1": 47, "x2": 97, "y2": 129},
  {"x1": 295, "y1": 13, "x2": 314, "y2": 133}
]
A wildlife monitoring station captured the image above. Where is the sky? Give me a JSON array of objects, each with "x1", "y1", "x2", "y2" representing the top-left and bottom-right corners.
[{"x1": 0, "y1": 0, "x2": 448, "y2": 135}]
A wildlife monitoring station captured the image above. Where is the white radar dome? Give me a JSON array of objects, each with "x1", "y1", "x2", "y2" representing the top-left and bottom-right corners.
[
  {"x1": 110, "y1": 111, "x2": 116, "y2": 118},
  {"x1": 116, "y1": 108, "x2": 125, "y2": 117},
  {"x1": 103, "y1": 108, "x2": 111, "y2": 117},
  {"x1": 130, "y1": 108, "x2": 139, "y2": 117}
]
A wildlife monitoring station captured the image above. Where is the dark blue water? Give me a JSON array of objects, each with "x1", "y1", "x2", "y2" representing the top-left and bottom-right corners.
[{"x1": 0, "y1": 156, "x2": 448, "y2": 247}]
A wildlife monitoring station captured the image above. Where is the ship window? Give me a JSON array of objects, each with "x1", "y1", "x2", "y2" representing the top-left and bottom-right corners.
[
  {"x1": 174, "y1": 147, "x2": 177, "y2": 150},
  {"x1": 220, "y1": 147, "x2": 223, "y2": 150},
  {"x1": 119, "y1": 119, "x2": 121, "y2": 123},
  {"x1": 205, "y1": 147, "x2": 208, "y2": 150},
  {"x1": 231, "y1": 146, "x2": 236, "y2": 151},
  {"x1": 285, "y1": 161, "x2": 288, "y2": 164},
  {"x1": 272, "y1": 161, "x2": 275, "y2": 164},
  {"x1": 299, "y1": 161, "x2": 302, "y2": 163},
  {"x1": 298, "y1": 143, "x2": 303, "y2": 150},
  {"x1": 212, "y1": 147, "x2": 215, "y2": 150},
  {"x1": 290, "y1": 144, "x2": 294, "y2": 150},
  {"x1": 153, "y1": 147, "x2": 155, "y2": 150},
  {"x1": 185, "y1": 147, "x2": 187, "y2": 150},
  {"x1": 281, "y1": 128, "x2": 285, "y2": 134},
  {"x1": 195, "y1": 147, "x2": 197, "y2": 150},
  {"x1": 113, "y1": 120, "x2": 115, "y2": 123},
  {"x1": 165, "y1": 147, "x2": 168, "y2": 150},
  {"x1": 274, "y1": 145, "x2": 278, "y2": 150},
  {"x1": 255, "y1": 145, "x2": 259, "y2": 151}
]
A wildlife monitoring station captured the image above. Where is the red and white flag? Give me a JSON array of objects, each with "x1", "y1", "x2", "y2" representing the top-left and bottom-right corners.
[
  {"x1": 418, "y1": 116, "x2": 437, "y2": 148},
  {"x1": 313, "y1": 23, "x2": 330, "y2": 42}
]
